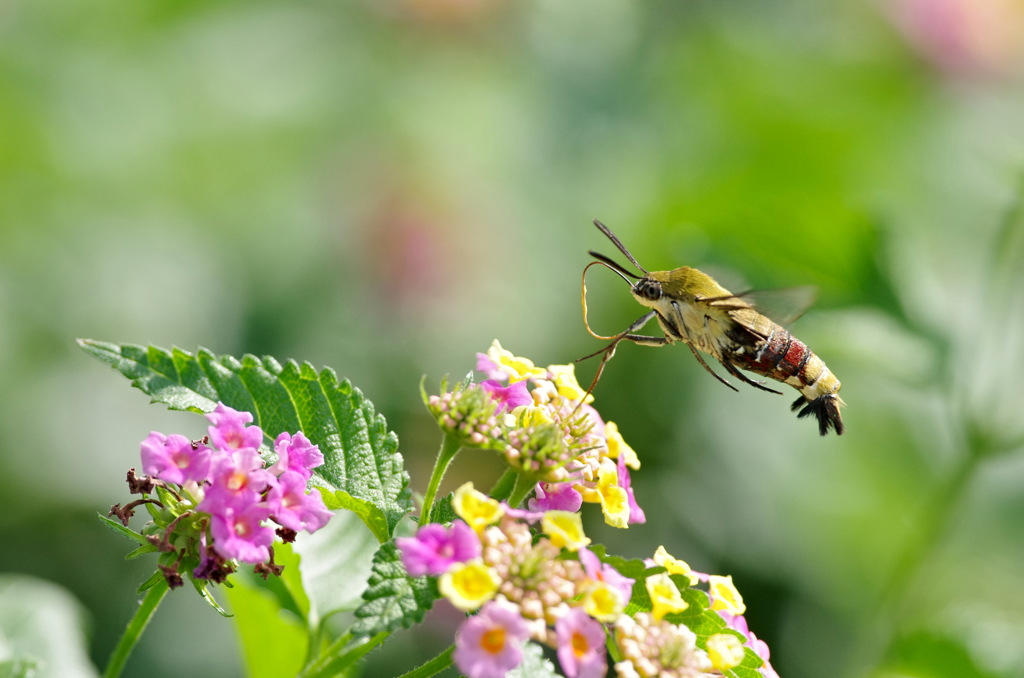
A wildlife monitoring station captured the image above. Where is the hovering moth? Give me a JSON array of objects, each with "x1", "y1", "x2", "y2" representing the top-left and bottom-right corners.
[{"x1": 581, "y1": 219, "x2": 844, "y2": 435}]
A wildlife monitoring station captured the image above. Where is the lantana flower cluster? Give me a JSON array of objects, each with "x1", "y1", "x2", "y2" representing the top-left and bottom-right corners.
[
  {"x1": 398, "y1": 483, "x2": 777, "y2": 678},
  {"x1": 425, "y1": 339, "x2": 645, "y2": 528},
  {"x1": 110, "y1": 403, "x2": 332, "y2": 587},
  {"x1": 409, "y1": 342, "x2": 779, "y2": 678}
]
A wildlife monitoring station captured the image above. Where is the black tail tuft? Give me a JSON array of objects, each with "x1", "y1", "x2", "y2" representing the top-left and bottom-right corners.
[{"x1": 791, "y1": 395, "x2": 844, "y2": 436}]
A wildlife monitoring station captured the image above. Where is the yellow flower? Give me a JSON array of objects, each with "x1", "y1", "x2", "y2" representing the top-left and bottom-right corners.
[
  {"x1": 652, "y1": 545, "x2": 699, "y2": 587},
  {"x1": 597, "y1": 463, "x2": 629, "y2": 529},
  {"x1": 541, "y1": 510, "x2": 591, "y2": 552},
  {"x1": 577, "y1": 483, "x2": 600, "y2": 504},
  {"x1": 645, "y1": 572, "x2": 688, "y2": 621},
  {"x1": 547, "y1": 363, "x2": 593, "y2": 403},
  {"x1": 708, "y1": 575, "x2": 746, "y2": 616},
  {"x1": 583, "y1": 581, "x2": 626, "y2": 622},
  {"x1": 486, "y1": 339, "x2": 546, "y2": 383},
  {"x1": 706, "y1": 633, "x2": 745, "y2": 671},
  {"x1": 604, "y1": 422, "x2": 639, "y2": 470},
  {"x1": 452, "y1": 482, "x2": 504, "y2": 533},
  {"x1": 438, "y1": 559, "x2": 501, "y2": 611}
]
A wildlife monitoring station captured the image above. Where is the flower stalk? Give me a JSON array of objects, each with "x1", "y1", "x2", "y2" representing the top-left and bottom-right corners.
[
  {"x1": 102, "y1": 580, "x2": 169, "y2": 678},
  {"x1": 420, "y1": 432, "x2": 462, "y2": 523}
]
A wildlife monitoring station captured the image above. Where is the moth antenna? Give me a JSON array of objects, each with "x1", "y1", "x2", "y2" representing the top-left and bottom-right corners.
[
  {"x1": 593, "y1": 219, "x2": 648, "y2": 274},
  {"x1": 588, "y1": 251, "x2": 640, "y2": 282}
]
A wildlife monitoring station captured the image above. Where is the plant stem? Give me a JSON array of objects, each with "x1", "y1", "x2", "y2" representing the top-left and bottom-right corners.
[
  {"x1": 489, "y1": 468, "x2": 517, "y2": 503},
  {"x1": 506, "y1": 471, "x2": 535, "y2": 509},
  {"x1": 420, "y1": 433, "x2": 462, "y2": 523},
  {"x1": 102, "y1": 580, "x2": 170, "y2": 678}
]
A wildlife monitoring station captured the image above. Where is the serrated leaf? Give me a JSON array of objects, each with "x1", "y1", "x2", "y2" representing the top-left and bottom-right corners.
[
  {"x1": 79, "y1": 340, "x2": 412, "y2": 537},
  {"x1": 725, "y1": 658, "x2": 768, "y2": 678},
  {"x1": 351, "y1": 542, "x2": 437, "y2": 637},
  {"x1": 507, "y1": 642, "x2": 558, "y2": 678},
  {"x1": 427, "y1": 493, "x2": 455, "y2": 525},
  {"x1": 294, "y1": 509, "x2": 379, "y2": 621},
  {"x1": 330, "y1": 490, "x2": 391, "y2": 544}
]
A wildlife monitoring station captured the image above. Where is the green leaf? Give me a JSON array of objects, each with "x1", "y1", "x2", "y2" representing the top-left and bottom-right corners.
[
  {"x1": 294, "y1": 510, "x2": 380, "y2": 623},
  {"x1": 78, "y1": 340, "x2": 412, "y2": 538},
  {"x1": 725, "y1": 663, "x2": 768, "y2": 678},
  {"x1": 427, "y1": 493, "x2": 456, "y2": 525},
  {"x1": 96, "y1": 513, "x2": 153, "y2": 549},
  {"x1": 192, "y1": 578, "x2": 231, "y2": 617},
  {"x1": 224, "y1": 573, "x2": 308, "y2": 678},
  {"x1": 351, "y1": 542, "x2": 438, "y2": 638},
  {"x1": 0, "y1": 659, "x2": 37, "y2": 678},
  {"x1": 329, "y1": 490, "x2": 391, "y2": 544},
  {"x1": 507, "y1": 642, "x2": 558, "y2": 678},
  {"x1": 0, "y1": 575, "x2": 97, "y2": 678}
]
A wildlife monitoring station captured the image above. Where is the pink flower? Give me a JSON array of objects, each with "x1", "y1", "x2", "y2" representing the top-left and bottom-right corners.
[
  {"x1": 396, "y1": 520, "x2": 481, "y2": 577},
  {"x1": 198, "y1": 448, "x2": 274, "y2": 515},
  {"x1": 140, "y1": 432, "x2": 211, "y2": 484},
  {"x1": 479, "y1": 379, "x2": 531, "y2": 413},
  {"x1": 528, "y1": 482, "x2": 583, "y2": 513},
  {"x1": 453, "y1": 599, "x2": 531, "y2": 678},
  {"x1": 209, "y1": 503, "x2": 275, "y2": 563},
  {"x1": 269, "y1": 432, "x2": 324, "y2": 480},
  {"x1": 475, "y1": 353, "x2": 505, "y2": 381},
  {"x1": 267, "y1": 471, "x2": 333, "y2": 533},
  {"x1": 206, "y1": 403, "x2": 263, "y2": 452},
  {"x1": 555, "y1": 607, "x2": 607, "y2": 678}
]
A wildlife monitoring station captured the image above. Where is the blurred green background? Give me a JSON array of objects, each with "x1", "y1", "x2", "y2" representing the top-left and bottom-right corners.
[{"x1": 3, "y1": 0, "x2": 1024, "y2": 676}]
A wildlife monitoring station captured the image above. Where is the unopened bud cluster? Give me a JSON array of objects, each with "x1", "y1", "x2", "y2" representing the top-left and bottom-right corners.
[
  {"x1": 426, "y1": 385, "x2": 504, "y2": 449},
  {"x1": 502, "y1": 424, "x2": 573, "y2": 482}
]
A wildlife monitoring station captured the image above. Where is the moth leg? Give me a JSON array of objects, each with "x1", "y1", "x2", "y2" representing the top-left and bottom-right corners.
[
  {"x1": 719, "y1": 360, "x2": 783, "y2": 395},
  {"x1": 621, "y1": 333, "x2": 669, "y2": 347},
  {"x1": 685, "y1": 343, "x2": 739, "y2": 392},
  {"x1": 575, "y1": 311, "x2": 661, "y2": 401},
  {"x1": 577, "y1": 311, "x2": 659, "y2": 362}
]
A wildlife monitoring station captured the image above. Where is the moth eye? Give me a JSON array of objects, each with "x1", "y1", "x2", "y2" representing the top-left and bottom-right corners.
[{"x1": 637, "y1": 280, "x2": 662, "y2": 301}]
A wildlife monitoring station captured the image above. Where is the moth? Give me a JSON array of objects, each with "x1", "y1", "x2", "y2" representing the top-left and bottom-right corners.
[{"x1": 581, "y1": 220, "x2": 844, "y2": 435}]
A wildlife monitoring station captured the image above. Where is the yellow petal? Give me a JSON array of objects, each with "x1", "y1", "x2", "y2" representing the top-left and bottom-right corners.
[
  {"x1": 645, "y1": 572, "x2": 688, "y2": 621},
  {"x1": 597, "y1": 464, "x2": 629, "y2": 528},
  {"x1": 452, "y1": 482, "x2": 504, "y2": 533},
  {"x1": 438, "y1": 560, "x2": 501, "y2": 611},
  {"x1": 541, "y1": 510, "x2": 591, "y2": 552},
  {"x1": 604, "y1": 422, "x2": 639, "y2": 470},
  {"x1": 487, "y1": 340, "x2": 546, "y2": 383},
  {"x1": 653, "y1": 545, "x2": 699, "y2": 587},
  {"x1": 706, "y1": 633, "x2": 745, "y2": 671},
  {"x1": 708, "y1": 574, "x2": 746, "y2": 616}
]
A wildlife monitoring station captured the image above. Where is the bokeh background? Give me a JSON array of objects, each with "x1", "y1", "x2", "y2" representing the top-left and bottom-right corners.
[{"x1": 3, "y1": 0, "x2": 1024, "y2": 676}]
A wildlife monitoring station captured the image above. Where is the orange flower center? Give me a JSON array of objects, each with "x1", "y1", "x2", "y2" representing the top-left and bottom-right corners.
[
  {"x1": 226, "y1": 471, "x2": 248, "y2": 492},
  {"x1": 481, "y1": 628, "x2": 506, "y2": 655},
  {"x1": 572, "y1": 630, "x2": 589, "y2": 658}
]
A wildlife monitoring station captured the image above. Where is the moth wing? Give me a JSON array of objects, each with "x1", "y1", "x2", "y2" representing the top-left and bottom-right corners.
[{"x1": 703, "y1": 285, "x2": 817, "y2": 326}]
